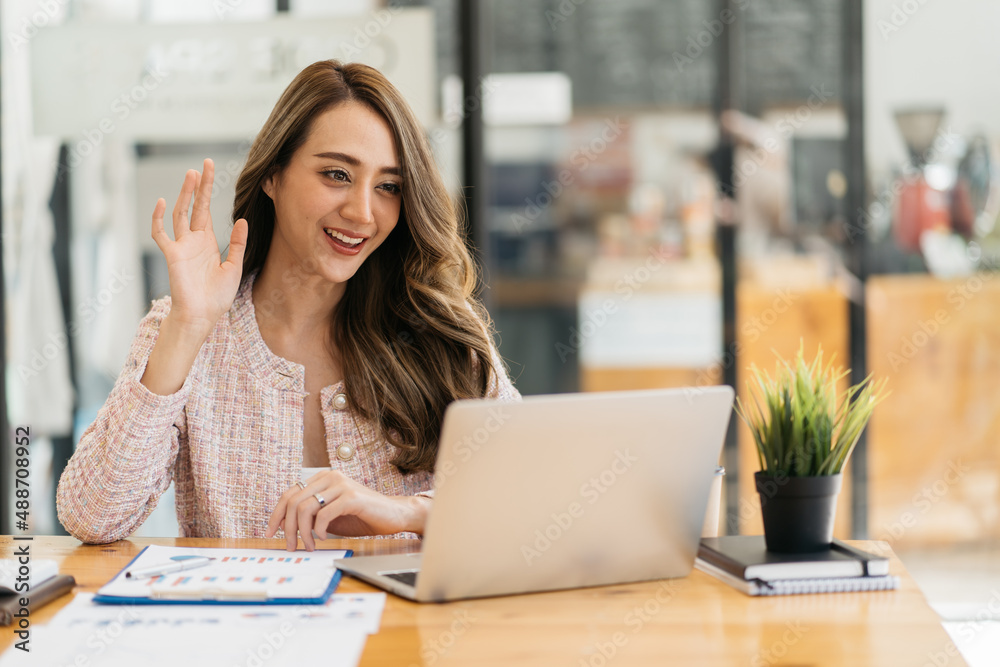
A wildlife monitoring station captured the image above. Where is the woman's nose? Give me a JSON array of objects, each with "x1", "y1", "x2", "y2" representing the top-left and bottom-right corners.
[{"x1": 340, "y1": 185, "x2": 375, "y2": 225}]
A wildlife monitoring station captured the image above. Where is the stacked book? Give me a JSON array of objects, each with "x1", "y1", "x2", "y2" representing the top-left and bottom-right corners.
[
  {"x1": 696, "y1": 536, "x2": 900, "y2": 596},
  {"x1": 1, "y1": 558, "x2": 76, "y2": 625}
]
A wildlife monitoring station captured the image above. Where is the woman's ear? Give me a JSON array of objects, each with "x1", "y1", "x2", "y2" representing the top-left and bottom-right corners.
[{"x1": 262, "y1": 173, "x2": 276, "y2": 200}]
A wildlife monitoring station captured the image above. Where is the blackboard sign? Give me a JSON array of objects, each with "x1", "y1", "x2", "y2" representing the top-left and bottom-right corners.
[
  {"x1": 741, "y1": 0, "x2": 843, "y2": 112},
  {"x1": 399, "y1": 0, "x2": 844, "y2": 112},
  {"x1": 490, "y1": 0, "x2": 718, "y2": 108}
]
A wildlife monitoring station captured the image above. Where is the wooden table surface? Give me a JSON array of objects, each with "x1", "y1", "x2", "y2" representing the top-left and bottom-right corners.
[{"x1": 0, "y1": 536, "x2": 967, "y2": 666}]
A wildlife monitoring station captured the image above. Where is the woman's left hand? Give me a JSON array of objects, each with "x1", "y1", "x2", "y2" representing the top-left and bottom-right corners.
[{"x1": 265, "y1": 470, "x2": 431, "y2": 551}]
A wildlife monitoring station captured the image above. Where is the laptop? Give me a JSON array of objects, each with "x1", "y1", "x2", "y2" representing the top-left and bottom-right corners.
[{"x1": 334, "y1": 385, "x2": 734, "y2": 602}]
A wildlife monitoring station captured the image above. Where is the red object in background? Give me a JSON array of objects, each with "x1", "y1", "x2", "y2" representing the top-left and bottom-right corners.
[{"x1": 894, "y1": 173, "x2": 951, "y2": 252}]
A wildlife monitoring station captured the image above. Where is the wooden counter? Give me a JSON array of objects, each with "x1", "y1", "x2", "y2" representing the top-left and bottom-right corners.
[
  {"x1": 0, "y1": 536, "x2": 966, "y2": 666},
  {"x1": 867, "y1": 273, "x2": 1000, "y2": 547}
]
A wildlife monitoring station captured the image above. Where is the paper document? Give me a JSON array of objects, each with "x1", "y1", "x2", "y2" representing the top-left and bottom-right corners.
[
  {"x1": 0, "y1": 624, "x2": 367, "y2": 667},
  {"x1": 51, "y1": 592, "x2": 386, "y2": 634},
  {"x1": 96, "y1": 545, "x2": 350, "y2": 603},
  {"x1": 0, "y1": 592, "x2": 384, "y2": 667}
]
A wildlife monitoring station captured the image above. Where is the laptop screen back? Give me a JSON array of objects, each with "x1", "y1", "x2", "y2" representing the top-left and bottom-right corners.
[{"x1": 415, "y1": 386, "x2": 734, "y2": 602}]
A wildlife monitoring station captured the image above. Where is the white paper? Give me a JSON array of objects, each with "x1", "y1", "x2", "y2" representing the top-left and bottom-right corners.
[
  {"x1": 50, "y1": 592, "x2": 386, "y2": 635},
  {"x1": 943, "y1": 620, "x2": 1000, "y2": 667},
  {"x1": 0, "y1": 593, "x2": 384, "y2": 667},
  {"x1": 97, "y1": 545, "x2": 349, "y2": 601},
  {"x1": 0, "y1": 624, "x2": 367, "y2": 667}
]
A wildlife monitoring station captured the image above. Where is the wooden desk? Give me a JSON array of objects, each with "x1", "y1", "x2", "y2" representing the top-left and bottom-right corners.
[{"x1": 0, "y1": 536, "x2": 967, "y2": 666}]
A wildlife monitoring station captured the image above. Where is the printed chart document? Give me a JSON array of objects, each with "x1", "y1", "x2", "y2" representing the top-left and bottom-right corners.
[
  {"x1": 53, "y1": 592, "x2": 386, "y2": 634},
  {"x1": 95, "y1": 545, "x2": 351, "y2": 604},
  {"x1": 0, "y1": 592, "x2": 385, "y2": 667}
]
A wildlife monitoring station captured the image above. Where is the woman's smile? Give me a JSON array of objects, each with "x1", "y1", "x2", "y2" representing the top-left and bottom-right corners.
[{"x1": 324, "y1": 227, "x2": 369, "y2": 255}]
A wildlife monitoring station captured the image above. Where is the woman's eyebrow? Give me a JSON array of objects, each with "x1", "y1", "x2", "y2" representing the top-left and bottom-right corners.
[{"x1": 312, "y1": 151, "x2": 400, "y2": 176}]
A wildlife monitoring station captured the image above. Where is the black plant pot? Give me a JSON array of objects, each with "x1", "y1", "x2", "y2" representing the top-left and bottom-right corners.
[{"x1": 755, "y1": 472, "x2": 843, "y2": 553}]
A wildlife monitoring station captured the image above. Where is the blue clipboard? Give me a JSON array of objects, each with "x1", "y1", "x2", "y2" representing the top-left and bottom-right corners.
[{"x1": 92, "y1": 546, "x2": 353, "y2": 605}]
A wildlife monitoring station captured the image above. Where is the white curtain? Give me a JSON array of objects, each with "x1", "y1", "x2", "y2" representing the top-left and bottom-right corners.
[{"x1": 3, "y1": 3, "x2": 74, "y2": 437}]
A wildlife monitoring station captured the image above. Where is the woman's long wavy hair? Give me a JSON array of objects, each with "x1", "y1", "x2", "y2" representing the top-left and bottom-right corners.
[{"x1": 232, "y1": 60, "x2": 498, "y2": 474}]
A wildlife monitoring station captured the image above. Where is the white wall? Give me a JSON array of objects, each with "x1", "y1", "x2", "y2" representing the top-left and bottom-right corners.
[{"x1": 865, "y1": 0, "x2": 1000, "y2": 178}]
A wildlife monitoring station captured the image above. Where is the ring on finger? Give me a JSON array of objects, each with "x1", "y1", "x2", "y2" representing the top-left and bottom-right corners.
[
  {"x1": 295, "y1": 480, "x2": 307, "y2": 490},
  {"x1": 314, "y1": 493, "x2": 326, "y2": 507}
]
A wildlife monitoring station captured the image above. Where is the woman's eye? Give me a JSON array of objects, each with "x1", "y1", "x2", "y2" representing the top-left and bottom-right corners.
[
  {"x1": 380, "y1": 182, "x2": 402, "y2": 195},
  {"x1": 324, "y1": 169, "x2": 349, "y2": 181}
]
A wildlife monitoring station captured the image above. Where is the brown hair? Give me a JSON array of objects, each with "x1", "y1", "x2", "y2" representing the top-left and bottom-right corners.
[{"x1": 232, "y1": 60, "x2": 499, "y2": 474}]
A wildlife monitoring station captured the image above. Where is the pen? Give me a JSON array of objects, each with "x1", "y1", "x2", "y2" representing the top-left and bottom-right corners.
[{"x1": 125, "y1": 556, "x2": 216, "y2": 580}]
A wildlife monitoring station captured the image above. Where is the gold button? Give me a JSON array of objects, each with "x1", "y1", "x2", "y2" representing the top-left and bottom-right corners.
[
  {"x1": 336, "y1": 444, "x2": 355, "y2": 461},
  {"x1": 333, "y1": 393, "x2": 348, "y2": 411}
]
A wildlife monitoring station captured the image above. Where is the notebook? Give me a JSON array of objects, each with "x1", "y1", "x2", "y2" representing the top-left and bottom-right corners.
[
  {"x1": 0, "y1": 558, "x2": 59, "y2": 593},
  {"x1": 1, "y1": 558, "x2": 75, "y2": 626},
  {"x1": 697, "y1": 536, "x2": 890, "y2": 581},
  {"x1": 0, "y1": 575, "x2": 76, "y2": 626},
  {"x1": 335, "y1": 386, "x2": 735, "y2": 602},
  {"x1": 695, "y1": 558, "x2": 900, "y2": 596}
]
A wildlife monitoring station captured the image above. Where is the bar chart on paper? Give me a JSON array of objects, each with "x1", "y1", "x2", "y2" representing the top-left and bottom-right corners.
[{"x1": 94, "y1": 545, "x2": 351, "y2": 603}]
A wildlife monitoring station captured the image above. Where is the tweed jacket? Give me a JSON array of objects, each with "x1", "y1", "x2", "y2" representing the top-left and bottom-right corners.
[{"x1": 56, "y1": 275, "x2": 519, "y2": 543}]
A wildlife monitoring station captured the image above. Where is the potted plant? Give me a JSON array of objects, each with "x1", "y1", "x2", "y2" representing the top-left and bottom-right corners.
[{"x1": 736, "y1": 345, "x2": 887, "y2": 553}]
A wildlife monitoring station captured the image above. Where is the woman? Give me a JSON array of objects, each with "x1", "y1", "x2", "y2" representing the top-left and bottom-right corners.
[{"x1": 56, "y1": 60, "x2": 518, "y2": 550}]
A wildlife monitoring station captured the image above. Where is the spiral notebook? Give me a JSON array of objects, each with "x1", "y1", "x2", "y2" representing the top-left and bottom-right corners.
[{"x1": 696, "y1": 557, "x2": 900, "y2": 596}]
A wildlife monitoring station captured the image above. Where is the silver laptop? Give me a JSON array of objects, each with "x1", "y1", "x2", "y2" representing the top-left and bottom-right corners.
[{"x1": 334, "y1": 386, "x2": 733, "y2": 602}]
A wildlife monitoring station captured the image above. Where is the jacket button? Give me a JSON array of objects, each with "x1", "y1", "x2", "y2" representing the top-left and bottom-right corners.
[
  {"x1": 333, "y1": 393, "x2": 348, "y2": 410},
  {"x1": 336, "y1": 444, "x2": 355, "y2": 461}
]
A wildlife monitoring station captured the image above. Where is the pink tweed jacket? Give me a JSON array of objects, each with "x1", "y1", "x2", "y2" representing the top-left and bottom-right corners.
[{"x1": 56, "y1": 276, "x2": 519, "y2": 544}]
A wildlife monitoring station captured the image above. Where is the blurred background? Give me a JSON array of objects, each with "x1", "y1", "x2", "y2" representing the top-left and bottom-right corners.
[{"x1": 2, "y1": 0, "x2": 1000, "y2": 660}]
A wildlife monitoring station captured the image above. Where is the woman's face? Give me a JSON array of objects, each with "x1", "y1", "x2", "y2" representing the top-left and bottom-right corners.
[{"x1": 263, "y1": 100, "x2": 402, "y2": 287}]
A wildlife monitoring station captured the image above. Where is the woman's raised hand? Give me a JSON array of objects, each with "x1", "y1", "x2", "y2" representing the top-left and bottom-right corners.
[{"x1": 151, "y1": 158, "x2": 248, "y2": 339}]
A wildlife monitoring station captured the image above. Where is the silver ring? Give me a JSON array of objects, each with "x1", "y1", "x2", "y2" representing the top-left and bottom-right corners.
[
  {"x1": 313, "y1": 493, "x2": 326, "y2": 507},
  {"x1": 295, "y1": 480, "x2": 307, "y2": 490}
]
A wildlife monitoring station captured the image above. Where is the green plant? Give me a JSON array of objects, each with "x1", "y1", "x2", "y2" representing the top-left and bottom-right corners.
[{"x1": 735, "y1": 345, "x2": 888, "y2": 477}]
